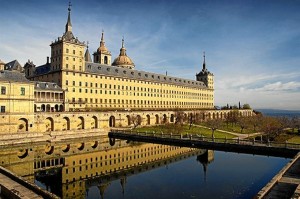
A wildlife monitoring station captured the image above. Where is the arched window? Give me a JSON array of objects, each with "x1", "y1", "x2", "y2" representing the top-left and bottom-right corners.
[{"x1": 104, "y1": 56, "x2": 108, "y2": 64}]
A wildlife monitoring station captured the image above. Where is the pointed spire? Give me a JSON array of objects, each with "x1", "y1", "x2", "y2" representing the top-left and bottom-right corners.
[
  {"x1": 100, "y1": 30, "x2": 105, "y2": 47},
  {"x1": 120, "y1": 37, "x2": 126, "y2": 56},
  {"x1": 65, "y1": 1, "x2": 72, "y2": 33},
  {"x1": 202, "y1": 51, "x2": 206, "y2": 71},
  {"x1": 85, "y1": 41, "x2": 92, "y2": 62}
]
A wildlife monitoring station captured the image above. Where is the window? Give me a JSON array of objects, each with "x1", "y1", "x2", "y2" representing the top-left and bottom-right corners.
[
  {"x1": 20, "y1": 87, "x2": 25, "y2": 95},
  {"x1": 1, "y1": 86, "x2": 6, "y2": 95},
  {"x1": 0, "y1": 106, "x2": 5, "y2": 113}
]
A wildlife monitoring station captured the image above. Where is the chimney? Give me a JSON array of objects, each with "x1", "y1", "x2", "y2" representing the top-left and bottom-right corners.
[{"x1": 47, "y1": 57, "x2": 49, "y2": 64}]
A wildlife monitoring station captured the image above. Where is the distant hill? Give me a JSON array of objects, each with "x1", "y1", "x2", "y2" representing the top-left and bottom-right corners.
[{"x1": 255, "y1": 109, "x2": 300, "y2": 117}]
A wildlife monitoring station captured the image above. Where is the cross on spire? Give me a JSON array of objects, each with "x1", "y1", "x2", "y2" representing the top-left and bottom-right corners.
[{"x1": 68, "y1": 1, "x2": 72, "y2": 12}]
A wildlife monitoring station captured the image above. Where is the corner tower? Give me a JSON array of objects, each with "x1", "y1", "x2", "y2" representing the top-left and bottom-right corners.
[
  {"x1": 50, "y1": 2, "x2": 86, "y2": 75},
  {"x1": 93, "y1": 31, "x2": 111, "y2": 65},
  {"x1": 196, "y1": 52, "x2": 214, "y2": 89}
]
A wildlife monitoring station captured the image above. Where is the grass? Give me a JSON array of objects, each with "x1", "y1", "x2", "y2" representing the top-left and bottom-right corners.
[
  {"x1": 132, "y1": 124, "x2": 236, "y2": 139},
  {"x1": 288, "y1": 136, "x2": 300, "y2": 144}
]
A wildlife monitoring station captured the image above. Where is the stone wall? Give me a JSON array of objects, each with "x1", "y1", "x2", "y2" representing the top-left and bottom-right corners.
[{"x1": 0, "y1": 109, "x2": 254, "y2": 134}]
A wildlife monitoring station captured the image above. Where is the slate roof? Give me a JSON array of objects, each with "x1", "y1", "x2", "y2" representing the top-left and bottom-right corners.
[
  {"x1": 34, "y1": 63, "x2": 51, "y2": 76},
  {"x1": 4, "y1": 60, "x2": 23, "y2": 72},
  {"x1": 34, "y1": 81, "x2": 64, "y2": 92},
  {"x1": 0, "y1": 70, "x2": 31, "y2": 83},
  {"x1": 85, "y1": 62, "x2": 207, "y2": 89}
]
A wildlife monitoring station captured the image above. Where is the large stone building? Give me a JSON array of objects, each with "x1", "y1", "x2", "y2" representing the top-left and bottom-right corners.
[
  {"x1": 0, "y1": 4, "x2": 254, "y2": 135},
  {"x1": 24, "y1": 5, "x2": 214, "y2": 112}
]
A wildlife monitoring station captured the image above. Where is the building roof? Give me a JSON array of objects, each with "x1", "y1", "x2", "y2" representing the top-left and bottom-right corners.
[
  {"x1": 0, "y1": 70, "x2": 31, "y2": 83},
  {"x1": 112, "y1": 39, "x2": 135, "y2": 69},
  {"x1": 85, "y1": 47, "x2": 92, "y2": 62},
  {"x1": 0, "y1": 60, "x2": 5, "y2": 65},
  {"x1": 85, "y1": 63, "x2": 207, "y2": 89},
  {"x1": 34, "y1": 63, "x2": 51, "y2": 76},
  {"x1": 4, "y1": 60, "x2": 23, "y2": 72},
  {"x1": 96, "y1": 32, "x2": 111, "y2": 55},
  {"x1": 34, "y1": 81, "x2": 64, "y2": 92}
]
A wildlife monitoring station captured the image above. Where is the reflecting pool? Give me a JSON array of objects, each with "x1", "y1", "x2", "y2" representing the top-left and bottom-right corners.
[{"x1": 0, "y1": 136, "x2": 290, "y2": 199}]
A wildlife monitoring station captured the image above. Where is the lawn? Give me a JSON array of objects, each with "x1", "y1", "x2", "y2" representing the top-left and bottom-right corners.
[
  {"x1": 199, "y1": 122, "x2": 257, "y2": 135},
  {"x1": 287, "y1": 136, "x2": 300, "y2": 144},
  {"x1": 132, "y1": 124, "x2": 236, "y2": 139}
]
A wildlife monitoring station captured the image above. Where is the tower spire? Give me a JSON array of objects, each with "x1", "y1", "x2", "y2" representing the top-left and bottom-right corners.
[
  {"x1": 202, "y1": 51, "x2": 206, "y2": 71},
  {"x1": 100, "y1": 30, "x2": 105, "y2": 47},
  {"x1": 65, "y1": 1, "x2": 72, "y2": 33}
]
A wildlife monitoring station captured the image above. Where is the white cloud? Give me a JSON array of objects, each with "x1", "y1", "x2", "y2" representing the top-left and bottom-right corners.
[{"x1": 252, "y1": 81, "x2": 300, "y2": 92}]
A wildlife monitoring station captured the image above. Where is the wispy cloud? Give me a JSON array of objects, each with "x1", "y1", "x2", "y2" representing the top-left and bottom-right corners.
[{"x1": 249, "y1": 81, "x2": 300, "y2": 92}]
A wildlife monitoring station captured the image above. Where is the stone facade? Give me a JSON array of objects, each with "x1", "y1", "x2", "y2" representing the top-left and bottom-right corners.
[{"x1": 0, "y1": 109, "x2": 253, "y2": 134}]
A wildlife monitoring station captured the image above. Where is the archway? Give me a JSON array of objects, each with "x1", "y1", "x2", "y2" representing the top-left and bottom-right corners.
[
  {"x1": 109, "y1": 116, "x2": 115, "y2": 127},
  {"x1": 78, "y1": 116, "x2": 85, "y2": 129},
  {"x1": 18, "y1": 118, "x2": 28, "y2": 132},
  {"x1": 41, "y1": 104, "x2": 45, "y2": 112},
  {"x1": 137, "y1": 115, "x2": 142, "y2": 125},
  {"x1": 212, "y1": 113, "x2": 215, "y2": 119},
  {"x1": 54, "y1": 104, "x2": 59, "y2": 112},
  {"x1": 126, "y1": 115, "x2": 131, "y2": 126},
  {"x1": 146, "y1": 115, "x2": 150, "y2": 125},
  {"x1": 63, "y1": 117, "x2": 70, "y2": 130},
  {"x1": 46, "y1": 104, "x2": 51, "y2": 112},
  {"x1": 34, "y1": 104, "x2": 37, "y2": 112},
  {"x1": 208, "y1": 112, "x2": 211, "y2": 120},
  {"x1": 162, "y1": 114, "x2": 167, "y2": 124},
  {"x1": 155, "y1": 114, "x2": 159, "y2": 124},
  {"x1": 59, "y1": 105, "x2": 64, "y2": 112},
  {"x1": 45, "y1": 146, "x2": 54, "y2": 155},
  {"x1": 17, "y1": 149, "x2": 28, "y2": 159},
  {"x1": 170, "y1": 114, "x2": 174, "y2": 123},
  {"x1": 92, "y1": 116, "x2": 98, "y2": 129},
  {"x1": 45, "y1": 117, "x2": 54, "y2": 132}
]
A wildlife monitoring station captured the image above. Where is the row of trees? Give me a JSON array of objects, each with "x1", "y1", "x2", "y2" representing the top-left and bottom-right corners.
[{"x1": 205, "y1": 113, "x2": 300, "y2": 140}]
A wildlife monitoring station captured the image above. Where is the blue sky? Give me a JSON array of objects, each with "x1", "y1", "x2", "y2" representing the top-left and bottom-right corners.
[{"x1": 1, "y1": 0, "x2": 300, "y2": 110}]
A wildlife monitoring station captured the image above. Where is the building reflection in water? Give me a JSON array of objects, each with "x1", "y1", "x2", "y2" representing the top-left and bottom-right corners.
[{"x1": 0, "y1": 136, "x2": 214, "y2": 199}]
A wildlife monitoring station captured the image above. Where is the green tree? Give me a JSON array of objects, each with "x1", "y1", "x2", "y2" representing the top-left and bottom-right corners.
[
  {"x1": 206, "y1": 118, "x2": 223, "y2": 139},
  {"x1": 242, "y1": 104, "x2": 251, "y2": 109},
  {"x1": 237, "y1": 116, "x2": 249, "y2": 134}
]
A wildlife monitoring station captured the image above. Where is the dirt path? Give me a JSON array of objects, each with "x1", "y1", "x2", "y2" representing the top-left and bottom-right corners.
[{"x1": 192, "y1": 124, "x2": 261, "y2": 139}]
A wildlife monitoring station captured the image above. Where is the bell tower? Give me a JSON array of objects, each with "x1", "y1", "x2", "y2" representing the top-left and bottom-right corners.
[
  {"x1": 196, "y1": 52, "x2": 214, "y2": 90},
  {"x1": 93, "y1": 31, "x2": 111, "y2": 65},
  {"x1": 50, "y1": 2, "x2": 86, "y2": 75}
]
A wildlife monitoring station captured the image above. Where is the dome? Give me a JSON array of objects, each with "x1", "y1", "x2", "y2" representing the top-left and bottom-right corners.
[{"x1": 112, "y1": 39, "x2": 135, "y2": 69}]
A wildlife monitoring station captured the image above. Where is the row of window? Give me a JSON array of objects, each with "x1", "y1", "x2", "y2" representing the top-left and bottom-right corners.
[
  {"x1": 64, "y1": 72, "x2": 208, "y2": 91},
  {"x1": 1, "y1": 86, "x2": 26, "y2": 96},
  {"x1": 66, "y1": 80, "x2": 211, "y2": 96},
  {"x1": 71, "y1": 98, "x2": 213, "y2": 107}
]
